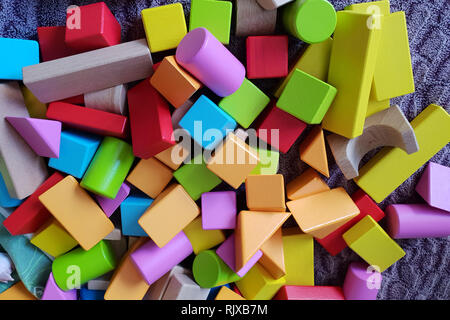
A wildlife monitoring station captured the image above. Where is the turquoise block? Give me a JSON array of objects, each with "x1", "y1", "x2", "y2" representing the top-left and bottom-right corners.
[
  {"x1": 0, "y1": 38, "x2": 39, "y2": 80},
  {"x1": 179, "y1": 95, "x2": 237, "y2": 150},
  {"x1": 0, "y1": 172, "x2": 23, "y2": 208},
  {"x1": 79, "y1": 286, "x2": 103, "y2": 300},
  {"x1": 120, "y1": 194, "x2": 153, "y2": 237},
  {"x1": 48, "y1": 130, "x2": 101, "y2": 179}
]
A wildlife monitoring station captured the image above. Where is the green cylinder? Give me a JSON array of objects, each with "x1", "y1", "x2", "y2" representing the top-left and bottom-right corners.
[
  {"x1": 81, "y1": 136, "x2": 135, "y2": 199},
  {"x1": 192, "y1": 250, "x2": 240, "y2": 288},
  {"x1": 52, "y1": 240, "x2": 116, "y2": 291}
]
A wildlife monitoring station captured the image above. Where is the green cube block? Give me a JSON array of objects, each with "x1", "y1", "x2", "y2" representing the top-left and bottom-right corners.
[
  {"x1": 250, "y1": 147, "x2": 280, "y2": 175},
  {"x1": 189, "y1": 0, "x2": 232, "y2": 44},
  {"x1": 173, "y1": 155, "x2": 222, "y2": 201},
  {"x1": 219, "y1": 78, "x2": 270, "y2": 128},
  {"x1": 277, "y1": 69, "x2": 337, "y2": 124}
]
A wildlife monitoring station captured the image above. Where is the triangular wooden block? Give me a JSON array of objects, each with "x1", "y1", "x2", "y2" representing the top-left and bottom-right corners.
[
  {"x1": 6, "y1": 117, "x2": 61, "y2": 158},
  {"x1": 235, "y1": 210, "x2": 290, "y2": 271},
  {"x1": 215, "y1": 286, "x2": 246, "y2": 300},
  {"x1": 259, "y1": 228, "x2": 286, "y2": 279},
  {"x1": 299, "y1": 126, "x2": 329, "y2": 177}
]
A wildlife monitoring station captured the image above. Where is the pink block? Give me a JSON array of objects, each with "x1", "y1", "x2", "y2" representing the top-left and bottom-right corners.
[
  {"x1": 201, "y1": 191, "x2": 237, "y2": 230},
  {"x1": 415, "y1": 162, "x2": 450, "y2": 212},
  {"x1": 216, "y1": 234, "x2": 262, "y2": 278},
  {"x1": 41, "y1": 272, "x2": 78, "y2": 300},
  {"x1": 343, "y1": 262, "x2": 381, "y2": 300},
  {"x1": 95, "y1": 182, "x2": 131, "y2": 217},
  {"x1": 386, "y1": 204, "x2": 450, "y2": 239},
  {"x1": 273, "y1": 286, "x2": 345, "y2": 300}
]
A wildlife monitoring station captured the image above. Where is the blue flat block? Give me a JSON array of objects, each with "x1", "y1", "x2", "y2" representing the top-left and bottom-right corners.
[
  {"x1": 80, "y1": 287, "x2": 104, "y2": 300},
  {"x1": 179, "y1": 95, "x2": 237, "y2": 150},
  {"x1": 207, "y1": 283, "x2": 231, "y2": 300},
  {"x1": 48, "y1": 129, "x2": 101, "y2": 179},
  {"x1": 0, "y1": 171, "x2": 23, "y2": 208},
  {"x1": 0, "y1": 38, "x2": 39, "y2": 80},
  {"x1": 120, "y1": 193, "x2": 153, "y2": 237}
]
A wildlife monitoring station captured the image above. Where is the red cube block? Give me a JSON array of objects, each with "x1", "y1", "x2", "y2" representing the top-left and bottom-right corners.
[
  {"x1": 246, "y1": 35, "x2": 288, "y2": 79},
  {"x1": 37, "y1": 26, "x2": 78, "y2": 61},
  {"x1": 65, "y1": 2, "x2": 121, "y2": 53},
  {"x1": 273, "y1": 286, "x2": 345, "y2": 300}
]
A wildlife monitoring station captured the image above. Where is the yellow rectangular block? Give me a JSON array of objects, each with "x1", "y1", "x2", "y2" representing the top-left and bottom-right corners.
[
  {"x1": 346, "y1": 0, "x2": 390, "y2": 15},
  {"x1": 245, "y1": 174, "x2": 286, "y2": 212},
  {"x1": 183, "y1": 217, "x2": 225, "y2": 254},
  {"x1": 215, "y1": 286, "x2": 246, "y2": 300},
  {"x1": 286, "y1": 168, "x2": 329, "y2": 200},
  {"x1": 322, "y1": 11, "x2": 382, "y2": 138},
  {"x1": 0, "y1": 282, "x2": 36, "y2": 300},
  {"x1": 366, "y1": 89, "x2": 390, "y2": 117},
  {"x1": 282, "y1": 228, "x2": 314, "y2": 286},
  {"x1": 235, "y1": 263, "x2": 285, "y2": 300},
  {"x1": 38, "y1": 175, "x2": 115, "y2": 251},
  {"x1": 354, "y1": 104, "x2": 450, "y2": 203},
  {"x1": 155, "y1": 143, "x2": 189, "y2": 170}
]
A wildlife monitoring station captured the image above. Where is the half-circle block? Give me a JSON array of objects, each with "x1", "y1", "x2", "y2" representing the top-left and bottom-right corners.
[{"x1": 327, "y1": 105, "x2": 419, "y2": 180}]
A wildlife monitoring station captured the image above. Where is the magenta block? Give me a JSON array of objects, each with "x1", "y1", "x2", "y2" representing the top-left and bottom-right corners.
[
  {"x1": 96, "y1": 182, "x2": 131, "y2": 217},
  {"x1": 342, "y1": 262, "x2": 381, "y2": 300},
  {"x1": 201, "y1": 191, "x2": 237, "y2": 230},
  {"x1": 176, "y1": 28, "x2": 245, "y2": 97},
  {"x1": 41, "y1": 272, "x2": 78, "y2": 300},
  {"x1": 415, "y1": 162, "x2": 450, "y2": 212},
  {"x1": 386, "y1": 204, "x2": 450, "y2": 239},
  {"x1": 130, "y1": 231, "x2": 193, "y2": 285},
  {"x1": 216, "y1": 234, "x2": 262, "y2": 278}
]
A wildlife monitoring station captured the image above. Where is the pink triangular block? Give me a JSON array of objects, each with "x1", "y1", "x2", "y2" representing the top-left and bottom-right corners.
[{"x1": 6, "y1": 117, "x2": 61, "y2": 158}]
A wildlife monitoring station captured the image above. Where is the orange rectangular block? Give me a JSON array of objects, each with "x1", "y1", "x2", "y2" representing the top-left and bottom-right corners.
[
  {"x1": 155, "y1": 143, "x2": 189, "y2": 170},
  {"x1": 286, "y1": 168, "x2": 330, "y2": 200},
  {"x1": 245, "y1": 174, "x2": 286, "y2": 212},
  {"x1": 0, "y1": 282, "x2": 37, "y2": 300},
  {"x1": 215, "y1": 286, "x2": 246, "y2": 300}
]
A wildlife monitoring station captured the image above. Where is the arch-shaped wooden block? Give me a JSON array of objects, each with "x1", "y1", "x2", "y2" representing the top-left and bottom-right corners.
[{"x1": 327, "y1": 105, "x2": 419, "y2": 180}]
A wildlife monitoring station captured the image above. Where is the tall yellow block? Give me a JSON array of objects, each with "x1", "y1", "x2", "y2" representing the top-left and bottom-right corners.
[
  {"x1": 235, "y1": 263, "x2": 285, "y2": 300},
  {"x1": 183, "y1": 217, "x2": 226, "y2": 254},
  {"x1": 282, "y1": 228, "x2": 314, "y2": 286},
  {"x1": 0, "y1": 282, "x2": 37, "y2": 300}
]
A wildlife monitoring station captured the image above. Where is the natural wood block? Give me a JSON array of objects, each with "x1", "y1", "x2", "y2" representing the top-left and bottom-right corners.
[
  {"x1": 215, "y1": 286, "x2": 246, "y2": 300},
  {"x1": 282, "y1": 228, "x2": 314, "y2": 285},
  {"x1": 299, "y1": 126, "x2": 329, "y2": 177},
  {"x1": 155, "y1": 144, "x2": 189, "y2": 171},
  {"x1": 259, "y1": 229, "x2": 285, "y2": 279},
  {"x1": 0, "y1": 282, "x2": 36, "y2": 300},
  {"x1": 257, "y1": 0, "x2": 293, "y2": 10},
  {"x1": 84, "y1": 84, "x2": 127, "y2": 115},
  {"x1": 245, "y1": 174, "x2": 286, "y2": 211},
  {"x1": 236, "y1": 0, "x2": 277, "y2": 37},
  {"x1": 162, "y1": 273, "x2": 210, "y2": 300},
  {"x1": 286, "y1": 168, "x2": 329, "y2": 200},
  {"x1": 145, "y1": 265, "x2": 191, "y2": 300}
]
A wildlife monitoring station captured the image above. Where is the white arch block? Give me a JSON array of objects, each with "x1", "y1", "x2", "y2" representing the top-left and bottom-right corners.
[{"x1": 257, "y1": 0, "x2": 293, "y2": 10}]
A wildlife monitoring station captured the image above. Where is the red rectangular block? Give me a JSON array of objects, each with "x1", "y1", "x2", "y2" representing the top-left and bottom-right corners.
[
  {"x1": 316, "y1": 189, "x2": 385, "y2": 256},
  {"x1": 3, "y1": 172, "x2": 65, "y2": 235},
  {"x1": 273, "y1": 286, "x2": 345, "y2": 300},
  {"x1": 246, "y1": 35, "x2": 288, "y2": 79},
  {"x1": 127, "y1": 79, "x2": 175, "y2": 159},
  {"x1": 46, "y1": 102, "x2": 129, "y2": 138},
  {"x1": 37, "y1": 26, "x2": 78, "y2": 62},
  {"x1": 60, "y1": 95, "x2": 84, "y2": 105}
]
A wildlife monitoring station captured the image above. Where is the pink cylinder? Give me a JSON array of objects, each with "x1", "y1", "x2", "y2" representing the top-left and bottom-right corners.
[
  {"x1": 130, "y1": 231, "x2": 193, "y2": 285},
  {"x1": 343, "y1": 262, "x2": 381, "y2": 300},
  {"x1": 176, "y1": 28, "x2": 246, "y2": 97},
  {"x1": 386, "y1": 204, "x2": 450, "y2": 239}
]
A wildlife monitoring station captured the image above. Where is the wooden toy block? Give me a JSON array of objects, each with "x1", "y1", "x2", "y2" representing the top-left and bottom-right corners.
[
  {"x1": 201, "y1": 191, "x2": 237, "y2": 230},
  {"x1": 42, "y1": 272, "x2": 77, "y2": 300},
  {"x1": 0, "y1": 282, "x2": 37, "y2": 300},
  {"x1": 88, "y1": 272, "x2": 112, "y2": 291},
  {"x1": 23, "y1": 39, "x2": 153, "y2": 103},
  {"x1": 193, "y1": 249, "x2": 240, "y2": 288},
  {"x1": 219, "y1": 78, "x2": 270, "y2": 128},
  {"x1": 256, "y1": 103, "x2": 307, "y2": 153},
  {"x1": 206, "y1": 133, "x2": 260, "y2": 189},
  {"x1": 84, "y1": 84, "x2": 127, "y2": 115},
  {"x1": 141, "y1": 3, "x2": 187, "y2": 52},
  {"x1": 235, "y1": 210, "x2": 290, "y2": 271},
  {"x1": 345, "y1": 0, "x2": 390, "y2": 14},
  {"x1": 20, "y1": 84, "x2": 48, "y2": 119},
  {"x1": 282, "y1": 228, "x2": 314, "y2": 285},
  {"x1": 183, "y1": 217, "x2": 226, "y2": 254},
  {"x1": 286, "y1": 168, "x2": 329, "y2": 201},
  {"x1": 273, "y1": 285, "x2": 345, "y2": 300},
  {"x1": 354, "y1": 104, "x2": 450, "y2": 203},
  {"x1": 259, "y1": 229, "x2": 285, "y2": 279},
  {"x1": 328, "y1": 105, "x2": 418, "y2": 180},
  {"x1": 206, "y1": 284, "x2": 231, "y2": 300},
  {"x1": 277, "y1": 69, "x2": 337, "y2": 124},
  {"x1": 3, "y1": 172, "x2": 64, "y2": 235},
  {"x1": 283, "y1": 0, "x2": 336, "y2": 43},
  {"x1": 179, "y1": 95, "x2": 237, "y2": 150},
  {"x1": 235, "y1": 263, "x2": 285, "y2": 300},
  {"x1": 138, "y1": 184, "x2": 200, "y2": 248},
  {"x1": 162, "y1": 273, "x2": 210, "y2": 300},
  {"x1": 0, "y1": 172, "x2": 23, "y2": 208},
  {"x1": 245, "y1": 174, "x2": 286, "y2": 212},
  {"x1": 343, "y1": 261, "x2": 381, "y2": 300},
  {"x1": 235, "y1": 0, "x2": 277, "y2": 37},
  {"x1": 46, "y1": 102, "x2": 129, "y2": 139},
  {"x1": 104, "y1": 228, "x2": 122, "y2": 241},
  {"x1": 250, "y1": 147, "x2": 279, "y2": 175},
  {"x1": 172, "y1": 100, "x2": 193, "y2": 130},
  {"x1": 0, "y1": 38, "x2": 39, "y2": 80},
  {"x1": 343, "y1": 216, "x2": 405, "y2": 272},
  {"x1": 120, "y1": 194, "x2": 153, "y2": 237},
  {"x1": 96, "y1": 183, "x2": 131, "y2": 218},
  {"x1": 246, "y1": 36, "x2": 288, "y2": 79},
  {"x1": 61, "y1": 94, "x2": 85, "y2": 105},
  {"x1": 366, "y1": 90, "x2": 390, "y2": 117},
  {"x1": 38, "y1": 175, "x2": 115, "y2": 250},
  {"x1": 128, "y1": 79, "x2": 175, "y2": 159},
  {"x1": 30, "y1": 218, "x2": 78, "y2": 258},
  {"x1": 65, "y1": 2, "x2": 121, "y2": 52},
  {"x1": 215, "y1": 286, "x2": 246, "y2": 300},
  {"x1": 48, "y1": 129, "x2": 101, "y2": 179},
  {"x1": 299, "y1": 126, "x2": 329, "y2": 177},
  {"x1": 274, "y1": 38, "x2": 333, "y2": 98},
  {"x1": 189, "y1": 0, "x2": 232, "y2": 44},
  {"x1": 79, "y1": 287, "x2": 105, "y2": 300},
  {"x1": 126, "y1": 157, "x2": 173, "y2": 199},
  {"x1": 37, "y1": 26, "x2": 78, "y2": 61},
  {"x1": 145, "y1": 265, "x2": 191, "y2": 300},
  {"x1": 317, "y1": 189, "x2": 385, "y2": 256},
  {"x1": 415, "y1": 162, "x2": 450, "y2": 212},
  {"x1": 257, "y1": 0, "x2": 293, "y2": 10},
  {"x1": 321, "y1": 11, "x2": 382, "y2": 139},
  {"x1": 155, "y1": 143, "x2": 189, "y2": 171}
]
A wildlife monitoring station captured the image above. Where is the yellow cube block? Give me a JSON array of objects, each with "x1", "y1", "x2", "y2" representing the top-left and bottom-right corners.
[
  {"x1": 183, "y1": 217, "x2": 225, "y2": 254},
  {"x1": 282, "y1": 228, "x2": 314, "y2": 286},
  {"x1": 235, "y1": 263, "x2": 285, "y2": 300}
]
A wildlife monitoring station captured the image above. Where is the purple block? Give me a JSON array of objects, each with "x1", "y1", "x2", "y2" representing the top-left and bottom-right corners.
[
  {"x1": 96, "y1": 183, "x2": 131, "y2": 217},
  {"x1": 201, "y1": 191, "x2": 237, "y2": 230},
  {"x1": 41, "y1": 272, "x2": 78, "y2": 300},
  {"x1": 216, "y1": 234, "x2": 262, "y2": 278},
  {"x1": 386, "y1": 204, "x2": 450, "y2": 239},
  {"x1": 415, "y1": 162, "x2": 450, "y2": 212},
  {"x1": 343, "y1": 262, "x2": 381, "y2": 300},
  {"x1": 130, "y1": 231, "x2": 193, "y2": 285}
]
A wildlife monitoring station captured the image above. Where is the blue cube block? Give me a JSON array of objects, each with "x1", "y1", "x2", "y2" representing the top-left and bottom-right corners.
[
  {"x1": 79, "y1": 286, "x2": 104, "y2": 300},
  {"x1": 49, "y1": 130, "x2": 101, "y2": 179},
  {"x1": 120, "y1": 194, "x2": 153, "y2": 237},
  {"x1": 0, "y1": 38, "x2": 39, "y2": 80},
  {"x1": 0, "y1": 171, "x2": 23, "y2": 208},
  {"x1": 179, "y1": 95, "x2": 237, "y2": 150}
]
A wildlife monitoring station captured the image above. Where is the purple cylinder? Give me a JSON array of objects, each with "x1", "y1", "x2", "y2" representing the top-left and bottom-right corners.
[
  {"x1": 343, "y1": 262, "x2": 381, "y2": 300},
  {"x1": 386, "y1": 204, "x2": 450, "y2": 239},
  {"x1": 176, "y1": 28, "x2": 246, "y2": 97},
  {"x1": 130, "y1": 231, "x2": 193, "y2": 285}
]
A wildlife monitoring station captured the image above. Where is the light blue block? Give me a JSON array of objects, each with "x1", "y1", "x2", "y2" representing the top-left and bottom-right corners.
[
  {"x1": 120, "y1": 194, "x2": 153, "y2": 237},
  {"x1": 0, "y1": 172, "x2": 23, "y2": 208},
  {"x1": 179, "y1": 95, "x2": 237, "y2": 150},
  {"x1": 0, "y1": 38, "x2": 39, "y2": 80},
  {"x1": 79, "y1": 286, "x2": 103, "y2": 300},
  {"x1": 48, "y1": 130, "x2": 101, "y2": 179}
]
